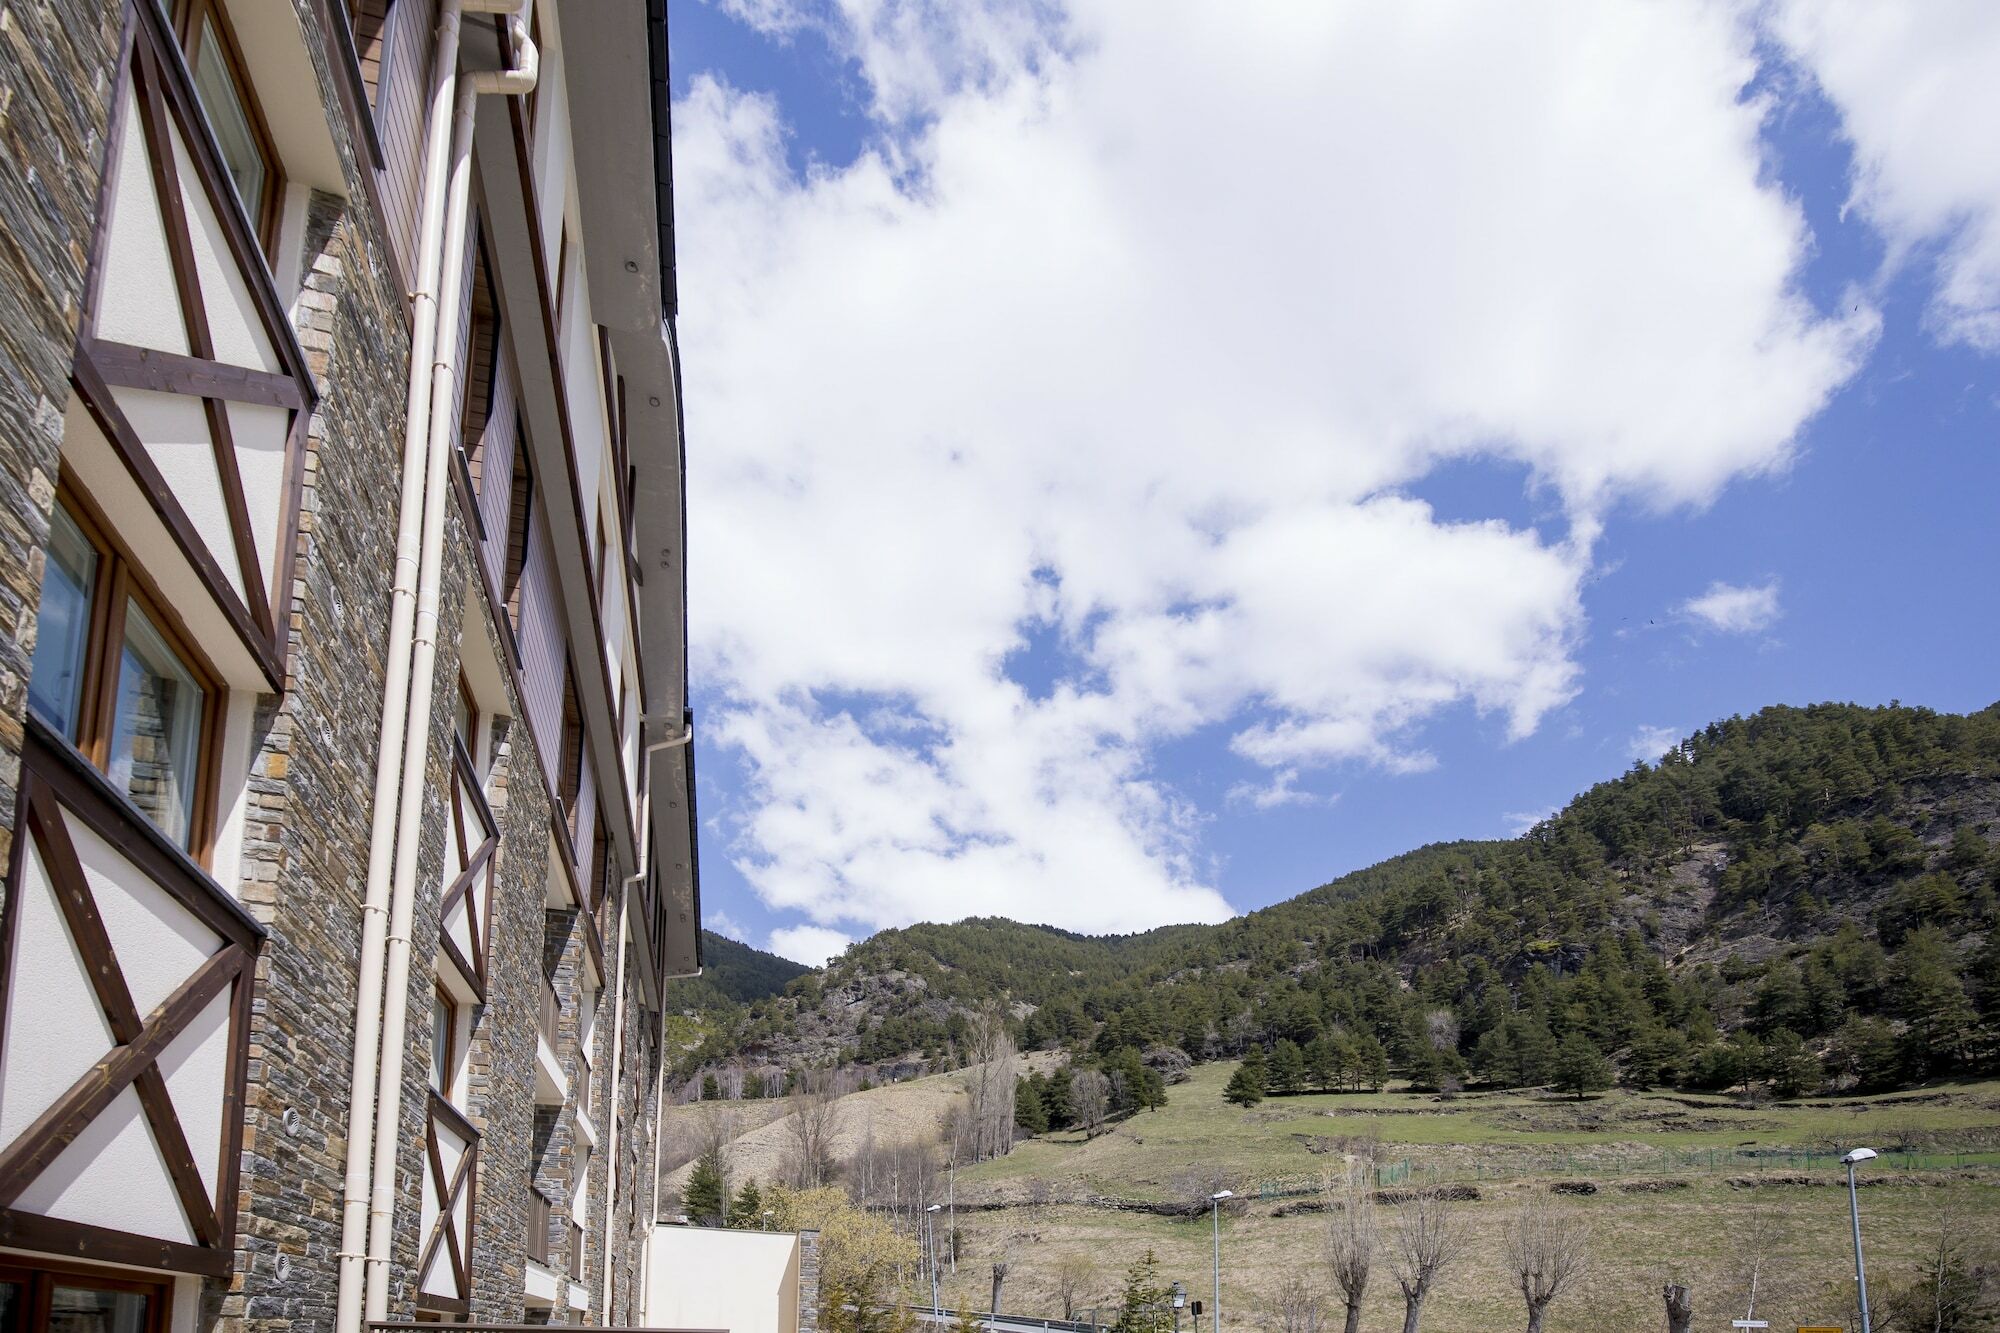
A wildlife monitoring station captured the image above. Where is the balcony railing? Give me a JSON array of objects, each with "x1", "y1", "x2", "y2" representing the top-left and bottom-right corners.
[
  {"x1": 527, "y1": 1185, "x2": 552, "y2": 1266},
  {"x1": 539, "y1": 978, "x2": 560, "y2": 1050},
  {"x1": 568, "y1": 1221, "x2": 585, "y2": 1282}
]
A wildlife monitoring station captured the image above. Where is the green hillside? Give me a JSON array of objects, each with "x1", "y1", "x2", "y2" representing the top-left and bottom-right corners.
[
  {"x1": 664, "y1": 930, "x2": 812, "y2": 1009},
  {"x1": 683, "y1": 701, "x2": 2000, "y2": 1098}
]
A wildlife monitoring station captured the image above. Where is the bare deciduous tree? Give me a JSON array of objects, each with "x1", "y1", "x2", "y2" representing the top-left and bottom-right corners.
[
  {"x1": 1054, "y1": 1252, "x2": 1098, "y2": 1321},
  {"x1": 1323, "y1": 1171, "x2": 1377, "y2": 1333},
  {"x1": 1277, "y1": 1275, "x2": 1329, "y2": 1333},
  {"x1": 990, "y1": 1259, "x2": 1010, "y2": 1315},
  {"x1": 961, "y1": 1004, "x2": 1018, "y2": 1162},
  {"x1": 784, "y1": 1066, "x2": 841, "y2": 1188},
  {"x1": 1503, "y1": 1194, "x2": 1591, "y2": 1333},
  {"x1": 1387, "y1": 1188, "x2": 1468, "y2": 1333},
  {"x1": 1070, "y1": 1068, "x2": 1110, "y2": 1134}
]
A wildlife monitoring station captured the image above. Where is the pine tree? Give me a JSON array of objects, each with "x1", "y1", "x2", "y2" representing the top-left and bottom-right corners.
[
  {"x1": 700, "y1": 1072, "x2": 721, "y2": 1101},
  {"x1": 1044, "y1": 1065, "x2": 1075, "y2": 1128},
  {"x1": 685, "y1": 1147, "x2": 727, "y2": 1226},
  {"x1": 1014, "y1": 1075, "x2": 1049, "y2": 1135},
  {"x1": 1225, "y1": 1048, "x2": 1267, "y2": 1106},
  {"x1": 1354, "y1": 1034, "x2": 1390, "y2": 1091},
  {"x1": 1111, "y1": 1249, "x2": 1172, "y2": 1333},
  {"x1": 1551, "y1": 1032, "x2": 1612, "y2": 1100},
  {"x1": 728, "y1": 1177, "x2": 764, "y2": 1229},
  {"x1": 1269, "y1": 1038, "x2": 1307, "y2": 1095},
  {"x1": 1304, "y1": 1034, "x2": 1337, "y2": 1091}
]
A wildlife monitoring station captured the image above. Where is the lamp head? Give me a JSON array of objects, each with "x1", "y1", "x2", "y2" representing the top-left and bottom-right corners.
[
  {"x1": 1211, "y1": 1189, "x2": 1234, "y2": 1201},
  {"x1": 927, "y1": 1203, "x2": 943, "y2": 1212},
  {"x1": 1171, "y1": 1282, "x2": 1186, "y2": 1307},
  {"x1": 1842, "y1": 1147, "x2": 1878, "y2": 1165}
]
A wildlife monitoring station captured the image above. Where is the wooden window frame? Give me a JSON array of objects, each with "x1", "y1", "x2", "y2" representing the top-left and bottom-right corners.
[
  {"x1": 431, "y1": 982, "x2": 459, "y2": 1098},
  {"x1": 170, "y1": 0, "x2": 286, "y2": 256},
  {"x1": 39, "y1": 480, "x2": 226, "y2": 863},
  {"x1": 454, "y1": 672, "x2": 481, "y2": 771},
  {"x1": 0, "y1": 1256, "x2": 173, "y2": 1333}
]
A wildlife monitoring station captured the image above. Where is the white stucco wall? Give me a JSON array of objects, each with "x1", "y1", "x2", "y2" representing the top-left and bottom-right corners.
[{"x1": 644, "y1": 1227, "x2": 801, "y2": 1333}]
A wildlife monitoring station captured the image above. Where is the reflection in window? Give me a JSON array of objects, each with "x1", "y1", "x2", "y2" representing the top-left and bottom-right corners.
[
  {"x1": 108, "y1": 600, "x2": 206, "y2": 847},
  {"x1": 48, "y1": 1285, "x2": 150, "y2": 1333},
  {"x1": 28, "y1": 506, "x2": 99, "y2": 740},
  {"x1": 189, "y1": 15, "x2": 270, "y2": 234},
  {"x1": 431, "y1": 988, "x2": 455, "y2": 1094}
]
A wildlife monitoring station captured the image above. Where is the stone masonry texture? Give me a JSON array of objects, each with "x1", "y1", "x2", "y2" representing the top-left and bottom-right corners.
[{"x1": 0, "y1": 2, "x2": 665, "y2": 1331}]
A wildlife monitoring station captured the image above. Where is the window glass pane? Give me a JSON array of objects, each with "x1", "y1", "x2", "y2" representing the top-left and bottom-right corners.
[
  {"x1": 29, "y1": 505, "x2": 99, "y2": 740},
  {"x1": 49, "y1": 1285, "x2": 150, "y2": 1333},
  {"x1": 431, "y1": 991, "x2": 452, "y2": 1092},
  {"x1": 108, "y1": 600, "x2": 205, "y2": 847},
  {"x1": 452, "y1": 682, "x2": 473, "y2": 758},
  {"x1": 191, "y1": 18, "x2": 268, "y2": 228},
  {"x1": 0, "y1": 1279, "x2": 25, "y2": 1333}
]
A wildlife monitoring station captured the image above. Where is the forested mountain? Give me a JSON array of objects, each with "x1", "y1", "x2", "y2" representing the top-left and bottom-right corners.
[
  {"x1": 676, "y1": 702, "x2": 2000, "y2": 1098},
  {"x1": 664, "y1": 930, "x2": 811, "y2": 1009}
]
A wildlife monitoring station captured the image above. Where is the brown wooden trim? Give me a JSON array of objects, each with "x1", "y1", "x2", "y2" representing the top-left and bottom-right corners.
[
  {"x1": 504, "y1": 98, "x2": 638, "y2": 838},
  {"x1": 314, "y1": 0, "x2": 386, "y2": 169},
  {"x1": 0, "y1": 1209, "x2": 231, "y2": 1276},
  {"x1": 0, "y1": 933, "x2": 239, "y2": 1202},
  {"x1": 77, "y1": 10, "x2": 142, "y2": 351},
  {"x1": 3, "y1": 780, "x2": 229, "y2": 1247},
  {"x1": 170, "y1": 0, "x2": 285, "y2": 253},
  {"x1": 23, "y1": 719, "x2": 263, "y2": 949},
  {"x1": 90, "y1": 341, "x2": 305, "y2": 409},
  {"x1": 420, "y1": 1091, "x2": 479, "y2": 1306},
  {"x1": 69, "y1": 353, "x2": 286, "y2": 693},
  {"x1": 133, "y1": 0, "x2": 314, "y2": 389},
  {"x1": 52, "y1": 480, "x2": 229, "y2": 860},
  {"x1": 217, "y1": 939, "x2": 253, "y2": 1243},
  {"x1": 129, "y1": 36, "x2": 272, "y2": 638}
]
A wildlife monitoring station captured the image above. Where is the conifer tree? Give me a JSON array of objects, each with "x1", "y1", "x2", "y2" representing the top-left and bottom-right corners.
[
  {"x1": 1269, "y1": 1038, "x2": 1307, "y2": 1095},
  {"x1": 1551, "y1": 1033, "x2": 1612, "y2": 1100},
  {"x1": 1225, "y1": 1047, "x2": 1268, "y2": 1106},
  {"x1": 685, "y1": 1147, "x2": 727, "y2": 1226},
  {"x1": 728, "y1": 1177, "x2": 764, "y2": 1229}
]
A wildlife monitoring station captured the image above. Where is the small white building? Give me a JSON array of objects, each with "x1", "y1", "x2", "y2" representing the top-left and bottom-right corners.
[{"x1": 643, "y1": 1225, "x2": 818, "y2": 1333}]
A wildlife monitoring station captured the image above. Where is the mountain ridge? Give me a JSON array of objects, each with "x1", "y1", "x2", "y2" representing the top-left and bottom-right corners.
[{"x1": 674, "y1": 700, "x2": 2000, "y2": 1097}]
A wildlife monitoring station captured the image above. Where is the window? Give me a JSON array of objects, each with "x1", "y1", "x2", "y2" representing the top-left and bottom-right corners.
[
  {"x1": 28, "y1": 493, "x2": 217, "y2": 854},
  {"x1": 0, "y1": 1260, "x2": 167, "y2": 1333},
  {"x1": 430, "y1": 985, "x2": 457, "y2": 1095},
  {"x1": 28, "y1": 507, "x2": 98, "y2": 739},
  {"x1": 502, "y1": 444, "x2": 533, "y2": 635},
  {"x1": 453, "y1": 673, "x2": 478, "y2": 764},
  {"x1": 461, "y1": 229, "x2": 501, "y2": 496},
  {"x1": 174, "y1": 0, "x2": 282, "y2": 252}
]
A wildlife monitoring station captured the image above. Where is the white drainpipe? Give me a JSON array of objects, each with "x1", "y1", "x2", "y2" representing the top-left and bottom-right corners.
[
  {"x1": 339, "y1": 4, "x2": 537, "y2": 1332},
  {"x1": 607, "y1": 725, "x2": 693, "y2": 1312}
]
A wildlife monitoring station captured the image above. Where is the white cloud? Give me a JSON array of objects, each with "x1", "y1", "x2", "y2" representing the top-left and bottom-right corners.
[
  {"x1": 676, "y1": 2, "x2": 1872, "y2": 941},
  {"x1": 1678, "y1": 579, "x2": 1782, "y2": 634},
  {"x1": 1629, "y1": 724, "x2": 1684, "y2": 764},
  {"x1": 768, "y1": 923, "x2": 854, "y2": 967},
  {"x1": 1770, "y1": 2, "x2": 2000, "y2": 350},
  {"x1": 1227, "y1": 769, "x2": 1336, "y2": 812},
  {"x1": 705, "y1": 909, "x2": 748, "y2": 942},
  {"x1": 1503, "y1": 806, "x2": 1560, "y2": 837}
]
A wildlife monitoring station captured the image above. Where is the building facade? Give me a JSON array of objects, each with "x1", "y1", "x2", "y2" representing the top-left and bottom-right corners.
[{"x1": 0, "y1": 3, "x2": 699, "y2": 1332}]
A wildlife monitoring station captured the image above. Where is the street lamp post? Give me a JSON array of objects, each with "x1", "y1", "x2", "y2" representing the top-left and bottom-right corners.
[
  {"x1": 1170, "y1": 1281, "x2": 1186, "y2": 1333},
  {"x1": 1843, "y1": 1148, "x2": 1878, "y2": 1333},
  {"x1": 927, "y1": 1203, "x2": 944, "y2": 1316},
  {"x1": 1209, "y1": 1191, "x2": 1232, "y2": 1333}
]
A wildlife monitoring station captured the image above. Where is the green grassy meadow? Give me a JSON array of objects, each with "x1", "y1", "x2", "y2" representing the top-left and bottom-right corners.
[{"x1": 931, "y1": 1062, "x2": 2000, "y2": 1330}]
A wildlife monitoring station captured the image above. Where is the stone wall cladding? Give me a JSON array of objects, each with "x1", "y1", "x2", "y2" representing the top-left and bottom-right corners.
[
  {"x1": 0, "y1": 3, "x2": 665, "y2": 1331},
  {"x1": 796, "y1": 1230, "x2": 820, "y2": 1333},
  {"x1": 0, "y1": 0, "x2": 123, "y2": 865}
]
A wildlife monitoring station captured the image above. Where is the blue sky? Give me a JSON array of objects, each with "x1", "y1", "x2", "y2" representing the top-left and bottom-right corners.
[{"x1": 664, "y1": 1, "x2": 2000, "y2": 965}]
